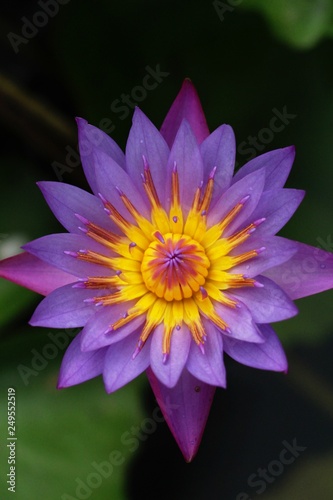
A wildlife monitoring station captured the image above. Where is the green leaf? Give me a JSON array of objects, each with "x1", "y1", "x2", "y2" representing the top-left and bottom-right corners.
[
  {"x1": 0, "y1": 281, "x2": 36, "y2": 329},
  {"x1": 0, "y1": 328, "x2": 149, "y2": 500},
  {"x1": 241, "y1": 0, "x2": 333, "y2": 48},
  {"x1": 261, "y1": 452, "x2": 333, "y2": 499}
]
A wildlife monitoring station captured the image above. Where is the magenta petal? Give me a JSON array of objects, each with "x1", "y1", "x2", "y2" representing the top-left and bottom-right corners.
[
  {"x1": 0, "y1": 252, "x2": 75, "y2": 296},
  {"x1": 80, "y1": 303, "x2": 144, "y2": 352},
  {"x1": 186, "y1": 321, "x2": 226, "y2": 387},
  {"x1": 231, "y1": 236, "x2": 298, "y2": 277},
  {"x1": 200, "y1": 124, "x2": 236, "y2": 200},
  {"x1": 208, "y1": 168, "x2": 265, "y2": 232},
  {"x1": 103, "y1": 332, "x2": 151, "y2": 393},
  {"x1": 233, "y1": 146, "x2": 295, "y2": 191},
  {"x1": 166, "y1": 120, "x2": 204, "y2": 214},
  {"x1": 228, "y1": 276, "x2": 298, "y2": 323},
  {"x1": 29, "y1": 283, "x2": 105, "y2": 328},
  {"x1": 263, "y1": 241, "x2": 333, "y2": 300},
  {"x1": 93, "y1": 149, "x2": 150, "y2": 218},
  {"x1": 23, "y1": 233, "x2": 112, "y2": 278},
  {"x1": 215, "y1": 301, "x2": 264, "y2": 343},
  {"x1": 125, "y1": 108, "x2": 170, "y2": 205},
  {"x1": 57, "y1": 332, "x2": 107, "y2": 388},
  {"x1": 160, "y1": 79, "x2": 209, "y2": 147},
  {"x1": 223, "y1": 324, "x2": 288, "y2": 372},
  {"x1": 77, "y1": 118, "x2": 125, "y2": 194},
  {"x1": 244, "y1": 188, "x2": 305, "y2": 237},
  {"x1": 38, "y1": 182, "x2": 116, "y2": 235},
  {"x1": 150, "y1": 324, "x2": 191, "y2": 388},
  {"x1": 147, "y1": 367, "x2": 216, "y2": 461}
]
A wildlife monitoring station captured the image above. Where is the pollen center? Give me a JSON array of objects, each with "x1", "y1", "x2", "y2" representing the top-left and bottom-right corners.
[{"x1": 141, "y1": 233, "x2": 210, "y2": 301}]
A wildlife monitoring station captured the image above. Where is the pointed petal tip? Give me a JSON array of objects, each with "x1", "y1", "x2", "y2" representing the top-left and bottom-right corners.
[
  {"x1": 132, "y1": 106, "x2": 142, "y2": 118},
  {"x1": 181, "y1": 77, "x2": 194, "y2": 90},
  {"x1": 179, "y1": 435, "x2": 203, "y2": 463},
  {"x1": 0, "y1": 252, "x2": 76, "y2": 295},
  {"x1": 276, "y1": 144, "x2": 295, "y2": 154},
  {"x1": 28, "y1": 316, "x2": 37, "y2": 327},
  {"x1": 56, "y1": 379, "x2": 71, "y2": 390},
  {"x1": 147, "y1": 368, "x2": 216, "y2": 461},
  {"x1": 160, "y1": 79, "x2": 209, "y2": 146},
  {"x1": 75, "y1": 116, "x2": 88, "y2": 126}
]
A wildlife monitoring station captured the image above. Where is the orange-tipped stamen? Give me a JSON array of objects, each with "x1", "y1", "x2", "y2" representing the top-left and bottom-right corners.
[{"x1": 70, "y1": 164, "x2": 266, "y2": 361}]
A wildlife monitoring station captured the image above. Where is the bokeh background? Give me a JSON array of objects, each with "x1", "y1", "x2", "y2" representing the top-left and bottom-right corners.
[{"x1": 1, "y1": 1, "x2": 333, "y2": 499}]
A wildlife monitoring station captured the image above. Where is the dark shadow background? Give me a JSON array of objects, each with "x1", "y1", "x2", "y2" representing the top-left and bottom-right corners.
[{"x1": 1, "y1": 1, "x2": 333, "y2": 499}]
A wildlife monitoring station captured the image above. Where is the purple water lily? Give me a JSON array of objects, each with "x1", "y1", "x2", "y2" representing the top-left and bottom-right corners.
[{"x1": 1, "y1": 80, "x2": 333, "y2": 461}]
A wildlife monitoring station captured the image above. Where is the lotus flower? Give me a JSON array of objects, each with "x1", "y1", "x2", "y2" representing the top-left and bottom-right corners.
[{"x1": 1, "y1": 80, "x2": 333, "y2": 461}]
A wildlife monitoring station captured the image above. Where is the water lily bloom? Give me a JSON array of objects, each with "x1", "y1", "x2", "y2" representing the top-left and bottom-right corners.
[{"x1": 1, "y1": 80, "x2": 333, "y2": 461}]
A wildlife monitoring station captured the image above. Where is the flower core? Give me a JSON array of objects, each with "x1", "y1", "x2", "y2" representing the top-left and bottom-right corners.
[
  {"x1": 73, "y1": 161, "x2": 264, "y2": 360},
  {"x1": 141, "y1": 233, "x2": 210, "y2": 301}
]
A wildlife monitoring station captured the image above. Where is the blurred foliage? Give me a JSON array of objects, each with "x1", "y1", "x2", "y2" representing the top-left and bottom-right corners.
[
  {"x1": 1, "y1": 0, "x2": 333, "y2": 499},
  {"x1": 241, "y1": 0, "x2": 333, "y2": 48},
  {"x1": 0, "y1": 328, "x2": 146, "y2": 499}
]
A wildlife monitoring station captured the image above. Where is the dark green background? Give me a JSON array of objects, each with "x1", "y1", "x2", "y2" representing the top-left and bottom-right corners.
[{"x1": 1, "y1": 1, "x2": 333, "y2": 499}]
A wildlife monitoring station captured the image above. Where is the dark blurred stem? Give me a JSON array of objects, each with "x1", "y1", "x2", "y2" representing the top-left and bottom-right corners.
[
  {"x1": 0, "y1": 73, "x2": 74, "y2": 138},
  {"x1": 0, "y1": 73, "x2": 76, "y2": 163}
]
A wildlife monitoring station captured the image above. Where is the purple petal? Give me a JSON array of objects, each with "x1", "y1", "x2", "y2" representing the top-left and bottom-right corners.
[
  {"x1": 160, "y1": 79, "x2": 209, "y2": 147},
  {"x1": 263, "y1": 241, "x2": 333, "y2": 300},
  {"x1": 233, "y1": 146, "x2": 295, "y2": 191},
  {"x1": 215, "y1": 301, "x2": 264, "y2": 343},
  {"x1": 80, "y1": 303, "x2": 144, "y2": 351},
  {"x1": 186, "y1": 321, "x2": 226, "y2": 387},
  {"x1": 231, "y1": 236, "x2": 298, "y2": 277},
  {"x1": 103, "y1": 332, "x2": 151, "y2": 393},
  {"x1": 150, "y1": 324, "x2": 191, "y2": 388},
  {"x1": 166, "y1": 120, "x2": 204, "y2": 214},
  {"x1": 93, "y1": 149, "x2": 150, "y2": 219},
  {"x1": 147, "y1": 367, "x2": 216, "y2": 462},
  {"x1": 200, "y1": 124, "x2": 236, "y2": 200},
  {"x1": 0, "y1": 252, "x2": 75, "y2": 296},
  {"x1": 208, "y1": 168, "x2": 266, "y2": 233},
  {"x1": 243, "y1": 188, "x2": 305, "y2": 238},
  {"x1": 125, "y1": 108, "x2": 170, "y2": 205},
  {"x1": 228, "y1": 276, "x2": 298, "y2": 323},
  {"x1": 57, "y1": 332, "x2": 107, "y2": 388},
  {"x1": 29, "y1": 283, "x2": 106, "y2": 328},
  {"x1": 23, "y1": 233, "x2": 112, "y2": 278},
  {"x1": 223, "y1": 324, "x2": 288, "y2": 372},
  {"x1": 77, "y1": 118, "x2": 125, "y2": 194},
  {"x1": 38, "y1": 182, "x2": 117, "y2": 235}
]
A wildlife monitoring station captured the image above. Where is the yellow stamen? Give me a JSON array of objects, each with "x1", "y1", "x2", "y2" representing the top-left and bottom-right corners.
[{"x1": 73, "y1": 166, "x2": 263, "y2": 361}]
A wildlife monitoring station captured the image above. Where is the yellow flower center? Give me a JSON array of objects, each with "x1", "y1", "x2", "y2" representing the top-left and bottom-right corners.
[
  {"x1": 75, "y1": 162, "x2": 263, "y2": 360},
  {"x1": 141, "y1": 233, "x2": 210, "y2": 301}
]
